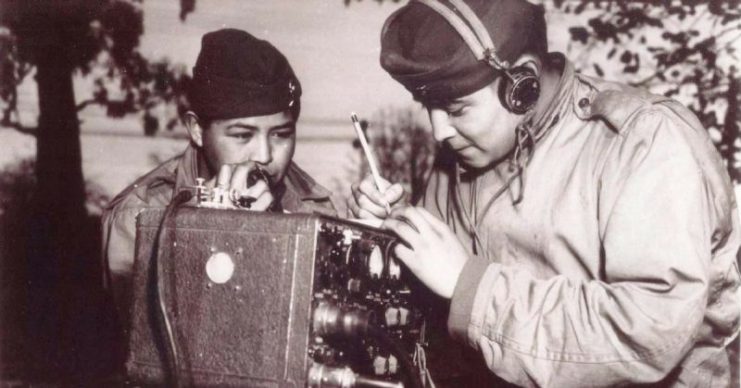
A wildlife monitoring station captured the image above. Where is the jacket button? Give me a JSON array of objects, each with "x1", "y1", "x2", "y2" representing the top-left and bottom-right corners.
[{"x1": 578, "y1": 97, "x2": 590, "y2": 108}]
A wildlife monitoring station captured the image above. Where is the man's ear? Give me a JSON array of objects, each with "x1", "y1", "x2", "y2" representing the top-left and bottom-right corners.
[
  {"x1": 184, "y1": 111, "x2": 204, "y2": 147},
  {"x1": 513, "y1": 53, "x2": 541, "y2": 77}
]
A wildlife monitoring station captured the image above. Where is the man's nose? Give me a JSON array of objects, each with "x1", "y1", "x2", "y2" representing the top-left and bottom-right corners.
[
  {"x1": 429, "y1": 109, "x2": 456, "y2": 142},
  {"x1": 252, "y1": 135, "x2": 272, "y2": 165}
]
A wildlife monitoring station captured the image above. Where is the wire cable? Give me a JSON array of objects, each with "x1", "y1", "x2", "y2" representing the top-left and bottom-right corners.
[{"x1": 151, "y1": 190, "x2": 193, "y2": 388}]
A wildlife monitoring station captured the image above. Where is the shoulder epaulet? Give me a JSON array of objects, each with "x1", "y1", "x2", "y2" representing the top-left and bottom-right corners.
[{"x1": 573, "y1": 75, "x2": 672, "y2": 133}]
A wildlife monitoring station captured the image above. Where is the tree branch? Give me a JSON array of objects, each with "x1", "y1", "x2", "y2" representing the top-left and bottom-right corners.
[
  {"x1": 76, "y1": 98, "x2": 103, "y2": 112},
  {"x1": 629, "y1": 71, "x2": 660, "y2": 87},
  {"x1": 1, "y1": 119, "x2": 38, "y2": 136}
]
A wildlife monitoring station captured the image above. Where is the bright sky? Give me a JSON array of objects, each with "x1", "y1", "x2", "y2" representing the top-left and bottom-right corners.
[
  {"x1": 14, "y1": 0, "x2": 571, "y2": 130},
  {"x1": 138, "y1": 0, "x2": 411, "y2": 123}
]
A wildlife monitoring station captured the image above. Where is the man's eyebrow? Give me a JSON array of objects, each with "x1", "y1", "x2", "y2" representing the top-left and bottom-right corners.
[
  {"x1": 225, "y1": 122, "x2": 295, "y2": 131},
  {"x1": 269, "y1": 123, "x2": 295, "y2": 131},
  {"x1": 425, "y1": 98, "x2": 463, "y2": 109},
  {"x1": 226, "y1": 123, "x2": 258, "y2": 131}
]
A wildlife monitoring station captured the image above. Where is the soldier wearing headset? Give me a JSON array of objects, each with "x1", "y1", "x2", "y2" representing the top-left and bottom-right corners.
[{"x1": 349, "y1": 0, "x2": 740, "y2": 386}]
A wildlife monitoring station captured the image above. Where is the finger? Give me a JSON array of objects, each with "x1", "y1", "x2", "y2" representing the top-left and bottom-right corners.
[
  {"x1": 250, "y1": 189, "x2": 274, "y2": 211},
  {"x1": 383, "y1": 183, "x2": 406, "y2": 204},
  {"x1": 392, "y1": 243, "x2": 419, "y2": 273},
  {"x1": 347, "y1": 197, "x2": 361, "y2": 218},
  {"x1": 416, "y1": 207, "x2": 450, "y2": 235},
  {"x1": 397, "y1": 207, "x2": 440, "y2": 238},
  {"x1": 383, "y1": 218, "x2": 422, "y2": 249},
  {"x1": 388, "y1": 205, "x2": 412, "y2": 221},
  {"x1": 215, "y1": 164, "x2": 233, "y2": 189},
  {"x1": 230, "y1": 163, "x2": 254, "y2": 191},
  {"x1": 243, "y1": 179, "x2": 270, "y2": 198},
  {"x1": 356, "y1": 207, "x2": 383, "y2": 221},
  {"x1": 347, "y1": 197, "x2": 381, "y2": 220},
  {"x1": 357, "y1": 194, "x2": 390, "y2": 218},
  {"x1": 351, "y1": 181, "x2": 361, "y2": 201},
  {"x1": 358, "y1": 177, "x2": 389, "y2": 207},
  {"x1": 374, "y1": 175, "x2": 392, "y2": 192}
]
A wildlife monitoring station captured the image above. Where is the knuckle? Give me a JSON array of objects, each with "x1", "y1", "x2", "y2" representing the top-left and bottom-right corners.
[
  {"x1": 357, "y1": 195, "x2": 372, "y2": 208},
  {"x1": 347, "y1": 197, "x2": 361, "y2": 213}
]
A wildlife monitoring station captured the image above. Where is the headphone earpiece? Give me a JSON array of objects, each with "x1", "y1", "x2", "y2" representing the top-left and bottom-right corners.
[
  {"x1": 502, "y1": 66, "x2": 540, "y2": 115},
  {"x1": 414, "y1": 0, "x2": 541, "y2": 114}
]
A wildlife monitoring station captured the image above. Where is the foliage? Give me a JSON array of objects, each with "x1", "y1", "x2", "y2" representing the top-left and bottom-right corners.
[
  {"x1": 547, "y1": 0, "x2": 740, "y2": 182},
  {"x1": 0, "y1": 157, "x2": 110, "y2": 217},
  {"x1": 0, "y1": 0, "x2": 192, "y2": 136},
  {"x1": 356, "y1": 107, "x2": 437, "y2": 203},
  {"x1": 0, "y1": 1, "x2": 194, "y2": 380}
]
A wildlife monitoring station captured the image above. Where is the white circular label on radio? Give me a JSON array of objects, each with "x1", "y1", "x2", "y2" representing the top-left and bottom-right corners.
[{"x1": 206, "y1": 252, "x2": 235, "y2": 284}]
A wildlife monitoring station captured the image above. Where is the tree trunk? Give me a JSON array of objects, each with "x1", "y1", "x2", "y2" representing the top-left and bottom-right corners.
[{"x1": 27, "y1": 47, "x2": 88, "y2": 379}]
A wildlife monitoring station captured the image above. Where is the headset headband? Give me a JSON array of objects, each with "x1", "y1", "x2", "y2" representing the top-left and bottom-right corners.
[{"x1": 415, "y1": 0, "x2": 510, "y2": 71}]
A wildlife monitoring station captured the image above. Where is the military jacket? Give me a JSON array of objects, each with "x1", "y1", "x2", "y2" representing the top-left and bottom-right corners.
[{"x1": 421, "y1": 58, "x2": 740, "y2": 387}]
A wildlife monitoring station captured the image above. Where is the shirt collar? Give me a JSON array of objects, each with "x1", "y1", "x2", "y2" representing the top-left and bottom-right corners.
[{"x1": 174, "y1": 144, "x2": 201, "y2": 194}]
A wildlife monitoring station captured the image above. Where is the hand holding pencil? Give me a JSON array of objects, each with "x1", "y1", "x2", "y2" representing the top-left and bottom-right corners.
[{"x1": 348, "y1": 113, "x2": 407, "y2": 220}]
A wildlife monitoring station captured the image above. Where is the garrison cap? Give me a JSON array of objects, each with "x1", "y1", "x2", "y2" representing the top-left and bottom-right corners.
[
  {"x1": 189, "y1": 29, "x2": 301, "y2": 121},
  {"x1": 380, "y1": 0, "x2": 545, "y2": 102}
]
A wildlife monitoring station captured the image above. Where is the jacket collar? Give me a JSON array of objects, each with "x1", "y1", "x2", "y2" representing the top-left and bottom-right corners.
[
  {"x1": 174, "y1": 144, "x2": 201, "y2": 194},
  {"x1": 529, "y1": 53, "x2": 577, "y2": 137}
]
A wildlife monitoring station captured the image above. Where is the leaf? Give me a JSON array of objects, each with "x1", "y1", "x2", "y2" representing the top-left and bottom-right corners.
[
  {"x1": 179, "y1": 0, "x2": 196, "y2": 21},
  {"x1": 568, "y1": 27, "x2": 590, "y2": 44},
  {"x1": 593, "y1": 63, "x2": 604, "y2": 77},
  {"x1": 624, "y1": 63, "x2": 639, "y2": 73},
  {"x1": 620, "y1": 50, "x2": 632, "y2": 63},
  {"x1": 708, "y1": 0, "x2": 724, "y2": 15},
  {"x1": 589, "y1": 18, "x2": 619, "y2": 42},
  {"x1": 721, "y1": 13, "x2": 741, "y2": 25},
  {"x1": 575, "y1": 1, "x2": 587, "y2": 14},
  {"x1": 645, "y1": 17, "x2": 663, "y2": 28},
  {"x1": 656, "y1": 53, "x2": 668, "y2": 66}
]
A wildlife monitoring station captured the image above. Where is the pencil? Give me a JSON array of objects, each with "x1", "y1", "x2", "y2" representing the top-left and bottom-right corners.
[{"x1": 350, "y1": 113, "x2": 392, "y2": 215}]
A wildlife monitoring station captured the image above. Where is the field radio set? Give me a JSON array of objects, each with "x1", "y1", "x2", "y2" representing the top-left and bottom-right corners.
[{"x1": 125, "y1": 189, "x2": 429, "y2": 387}]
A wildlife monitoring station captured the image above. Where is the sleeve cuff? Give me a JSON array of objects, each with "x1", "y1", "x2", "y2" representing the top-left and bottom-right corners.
[{"x1": 447, "y1": 257, "x2": 490, "y2": 341}]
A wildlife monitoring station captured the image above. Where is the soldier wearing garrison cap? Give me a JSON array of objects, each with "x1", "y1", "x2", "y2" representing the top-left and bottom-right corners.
[
  {"x1": 350, "y1": 0, "x2": 740, "y2": 386},
  {"x1": 102, "y1": 29, "x2": 336, "y2": 349}
]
